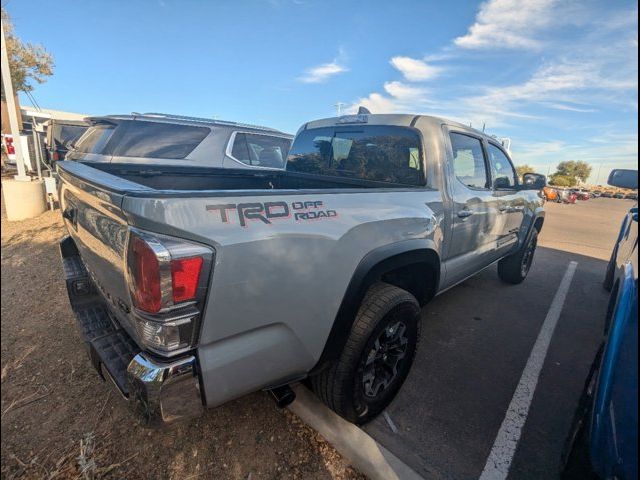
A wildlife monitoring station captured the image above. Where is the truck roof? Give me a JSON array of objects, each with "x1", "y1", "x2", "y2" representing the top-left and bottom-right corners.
[
  {"x1": 302, "y1": 113, "x2": 489, "y2": 139},
  {"x1": 84, "y1": 112, "x2": 292, "y2": 136}
]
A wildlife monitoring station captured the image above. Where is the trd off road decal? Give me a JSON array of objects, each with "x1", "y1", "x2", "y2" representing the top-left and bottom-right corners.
[{"x1": 206, "y1": 200, "x2": 337, "y2": 227}]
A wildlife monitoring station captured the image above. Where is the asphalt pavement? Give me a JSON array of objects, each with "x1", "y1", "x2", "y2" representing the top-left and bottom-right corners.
[{"x1": 362, "y1": 197, "x2": 636, "y2": 480}]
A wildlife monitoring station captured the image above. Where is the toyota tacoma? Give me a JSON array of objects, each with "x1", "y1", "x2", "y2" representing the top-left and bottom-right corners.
[{"x1": 57, "y1": 112, "x2": 546, "y2": 425}]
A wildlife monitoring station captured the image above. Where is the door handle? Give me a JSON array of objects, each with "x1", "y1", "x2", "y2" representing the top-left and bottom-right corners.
[
  {"x1": 498, "y1": 205, "x2": 508, "y2": 212},
  {"x1": 457, "y1": 209, "x2": 474, "y2": 219}
]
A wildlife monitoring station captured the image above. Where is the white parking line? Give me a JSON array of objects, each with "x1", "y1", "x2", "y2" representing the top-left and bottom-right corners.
[
  {"x1": 383, "y1": 411, "x2": 399, "y2": 434},
  {"x1": 479, "y1": 261, "x2": 578, "y2": 480}
]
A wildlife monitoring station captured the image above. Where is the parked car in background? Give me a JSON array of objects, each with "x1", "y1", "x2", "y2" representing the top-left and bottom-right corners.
[
  {"x1": 543, "y1": 185, "x2": 559, "y2": 202},
  {"x1": 564, "y1": 168, "x2": 638, "y2": 480},
  {"x1": 56, "y1": 112, "x2": 546, "y2": 426},
  {"x1": 601, "y1": 191, "x2": 614, "y2": 198},
  {"x1": 624, "y1": 192, "x2": 637, "y2": 200},
  {"x1": 614, "y1": 192, "x2": 626, "y2": 199},
  {"x1": 45, "y1": 119, "x2": 89, "y2": 165},
  {"x1": 572, "y1": 190, "x2": 591, "y2": 201},
  {"x1": 592, "y1": 190, "x2": 602, "y2": 198},
  {"x1": 65, "y1": 113, "x2": 293, "y2": 170},
  {"x1": 557, "y1": 189, "x2": 578, "y2": 204}
]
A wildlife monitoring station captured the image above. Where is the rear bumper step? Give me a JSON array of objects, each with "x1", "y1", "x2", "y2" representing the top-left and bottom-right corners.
[{"x1": 59, "y1": 236, "x2": 203, "y2": 424}]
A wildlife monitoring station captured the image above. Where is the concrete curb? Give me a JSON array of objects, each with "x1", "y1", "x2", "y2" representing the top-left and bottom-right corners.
[{"x1": 288, "y1": 385, "x2": 424, "y2": 480}]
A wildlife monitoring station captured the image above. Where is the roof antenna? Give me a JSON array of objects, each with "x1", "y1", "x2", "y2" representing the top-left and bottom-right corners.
[
  {"x1": 482, "y1": 122, "x2": 486, "y2": 132},
  {"x1": 357, "y1": 106, "x2": 371, "y2": 115}
]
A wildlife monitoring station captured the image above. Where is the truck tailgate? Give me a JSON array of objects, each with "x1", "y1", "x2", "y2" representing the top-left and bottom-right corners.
[{"x1": 57, "y1": 162, "x2": 152, "y2": 359}]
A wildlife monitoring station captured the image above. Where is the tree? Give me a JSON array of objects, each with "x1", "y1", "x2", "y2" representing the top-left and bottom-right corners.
[
  {"x1": 515, "y1": 164, "x2": 536, "y2": 180},
  {"x1": 1, "y1": 8, "x2": 54, "y2": 101},
  {"x1": 554, "y1": 160, "x2": 592, "y2": 183},
  {"x1": 549, "y1": 174, "x2": 577, "y2": 187}
]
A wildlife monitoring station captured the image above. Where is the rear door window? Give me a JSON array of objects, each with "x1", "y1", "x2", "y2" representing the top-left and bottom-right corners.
[
  {"x1": 74, "y1": 125, "x2": 116, "y2": 154},
  {"x1": 450, "y1": 132, "x2": 489, "y2": 190},
  {"x1": 112, "y1": 121, "x2": 209, "y2": 159},
  {"x1": 230, "y1": 133, "x2": 291, "y2": 168},
  {"x1": 286, "y1": 126, "x2": 424, "y2": 186},
  {"x1": 487, "y1": 143, "x2": 517, "y2": 189}
]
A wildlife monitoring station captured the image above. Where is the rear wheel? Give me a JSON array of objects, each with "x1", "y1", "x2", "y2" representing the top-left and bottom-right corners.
[
  {"x1": 498, "y1": 229, "x2": 538, "y2": 284},
  {"x1": 311, "y1": 282, "x2": 421, "y2": 424}
]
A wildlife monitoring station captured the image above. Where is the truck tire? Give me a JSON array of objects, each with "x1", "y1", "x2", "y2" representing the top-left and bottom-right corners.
[
  {"x1": 311, "y1": 282, "x2": 421, "y2": 424},
  {"x1": 498, "y1": 229, "x2": 538, "y2": 284}
]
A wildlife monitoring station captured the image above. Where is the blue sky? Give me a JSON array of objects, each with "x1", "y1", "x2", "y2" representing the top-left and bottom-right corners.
[{"x1": 6, "y1": 0, "x2": 638, "y2": 184}]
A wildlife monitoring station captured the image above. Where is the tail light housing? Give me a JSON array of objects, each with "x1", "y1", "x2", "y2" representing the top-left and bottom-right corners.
[{"x1": 126, "y1": 228, "x2": 214, "y2": 357}]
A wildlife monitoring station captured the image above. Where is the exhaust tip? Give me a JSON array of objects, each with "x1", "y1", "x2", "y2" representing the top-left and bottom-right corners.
[{"x1": 269, "y1": 385, "x2": 296, "y2": 408}]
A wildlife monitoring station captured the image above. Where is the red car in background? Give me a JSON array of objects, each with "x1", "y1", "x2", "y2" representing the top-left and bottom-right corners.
[
  {"x1": 557, "y1": 189, "x2": 578, "y2": 204},
  {"x1": 571, "y1": 189, "x2": 591, "y2": 201}
]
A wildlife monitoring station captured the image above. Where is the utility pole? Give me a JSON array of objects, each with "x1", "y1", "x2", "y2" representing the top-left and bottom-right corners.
[
  {"x1": 1, "y1": 17, "x2": 28, "y2": 180},
  {"x1": 333, "y1": 102, "x2": 346, "y2": 116}
]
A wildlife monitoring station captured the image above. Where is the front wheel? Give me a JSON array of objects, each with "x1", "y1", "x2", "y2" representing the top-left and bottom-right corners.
[
  {"x1": 310, "y1": 282, "x2": 421, "y2": 424},
  {"x1": 498, "y1": 229, "x2": 538, "y2": 284}
]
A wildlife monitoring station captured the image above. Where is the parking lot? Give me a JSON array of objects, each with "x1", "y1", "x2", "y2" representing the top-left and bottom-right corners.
[
  {"x1": 363, "y1": 197, "x2": 634, "y2": 479},
  {"x1": 0, "y1": 196, "x2": 634, "y2": 479}
]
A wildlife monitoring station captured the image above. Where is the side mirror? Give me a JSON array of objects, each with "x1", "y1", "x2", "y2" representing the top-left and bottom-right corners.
[
  {"x1": 521, "y1": 173, "x2": 546, "y2": 190},
  {"x1": 608, "y1": 169, "x2": 638, "y2": 190}
]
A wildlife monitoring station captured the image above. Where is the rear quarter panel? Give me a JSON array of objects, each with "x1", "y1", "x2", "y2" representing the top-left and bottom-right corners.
[{"x1": 122, "y1": 189, "x2": 444, "y2": 405}]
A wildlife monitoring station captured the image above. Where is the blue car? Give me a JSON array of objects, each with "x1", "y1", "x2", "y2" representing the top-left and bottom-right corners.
[{"x1": 563, "y1": 169, "x2": 638, "y2": 480}]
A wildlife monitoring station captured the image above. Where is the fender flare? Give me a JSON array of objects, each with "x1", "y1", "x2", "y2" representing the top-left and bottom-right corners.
[
  {"x1": 312, "y1": 239, "x2": 440, "y2": 372},
  {"x1": 520, "y1": 210, "x2": 545, "y2": 250}
]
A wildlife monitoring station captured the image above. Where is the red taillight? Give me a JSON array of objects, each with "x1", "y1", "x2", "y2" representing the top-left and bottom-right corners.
[
  {"x1": 53, "y1": 151, "x2": 60, "y2": 161},
  {"x1": 130, "y1": 236, "x2": 162, "y2": 313},
  {"x1": 171, "y1": 257, "x2": 203, "y2": 303},
  {"x1": 5, "y1": 137, "x2": 15, "y2": 155}
]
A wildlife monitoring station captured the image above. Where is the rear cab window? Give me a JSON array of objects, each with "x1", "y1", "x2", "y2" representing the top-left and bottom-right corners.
[
  {"x1": 286, "y1": 125, "x2": 425, "y2": 186},
  {"x1": 229, "y1": 132, "x2": 291, "y2": 168}
]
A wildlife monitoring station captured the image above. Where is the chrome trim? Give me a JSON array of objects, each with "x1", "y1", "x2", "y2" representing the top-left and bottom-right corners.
[
  {"x1": 126, "y1": 353, "x2": 203, "y2": 424},
  {"x1": 225, "y1": 130, "x2": 291, "y2": 171}
]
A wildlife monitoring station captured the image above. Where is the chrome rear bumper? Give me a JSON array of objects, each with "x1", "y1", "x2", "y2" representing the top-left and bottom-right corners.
[
  {"x1": 60, "y1": 236, "x2": 203, "y2": 425},
  {"x1": 127, "y1": 353, "x2": 203, "y2": 424}
]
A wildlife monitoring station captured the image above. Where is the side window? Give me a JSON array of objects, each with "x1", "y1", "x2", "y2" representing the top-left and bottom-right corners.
[
  {"x1": 74, "y1": 125, "x2": 116, "y2": 154},
  {"x1": 487, "y1": 144, "x2": 517, "y2": 189},
  {"x1": 230, "y1": 133, "x2": 291, "y2": 168},
  {"x1": 112, "y1": 121, "x2": 209, "y2": 159},
  {"x1": 450, "y1": 132, "x2": 489, "y2": 189}
]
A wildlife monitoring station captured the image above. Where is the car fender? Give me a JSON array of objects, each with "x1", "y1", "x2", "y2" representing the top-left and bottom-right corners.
[{"x1": 312, "y1": 238, "x2": 440, "y2": 372}]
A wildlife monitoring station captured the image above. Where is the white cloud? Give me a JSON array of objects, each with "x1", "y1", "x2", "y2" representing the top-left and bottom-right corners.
[
  {"x1": 454, "y1": 55, "x2": 636, "y2": 126},
  {"x1": 349, "y1": 81, "x2": 430, "y2": 114},
  {"x1": 454, "y1": 0, "x2": 558, "y2": 50},
  {"x1": 390, "y1": 56, "x2": 442, "y2": 81},
  {"x1": 548, "y1": 103, "x2": 597, "y2": 113},
  {"x1": 298, "y1": 61, "x2": 347, "y2": 83}
]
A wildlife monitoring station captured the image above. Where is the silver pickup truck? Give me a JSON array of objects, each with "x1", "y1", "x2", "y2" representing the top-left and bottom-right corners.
[{"x1": 57, "y1": 113, "x2": 545, "y2": 425}]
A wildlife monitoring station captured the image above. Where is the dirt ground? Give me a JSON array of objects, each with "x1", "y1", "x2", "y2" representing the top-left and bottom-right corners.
[{"x1": 0, "y1": 203, "x2": 363, "y2": 480}]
